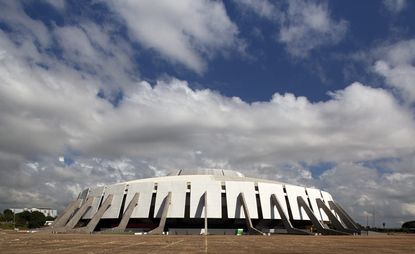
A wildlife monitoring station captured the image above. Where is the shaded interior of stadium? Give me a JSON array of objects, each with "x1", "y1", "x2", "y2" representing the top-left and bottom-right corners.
[{"x1": 48, "y1": 169, "x2": 361, "y2": 235}]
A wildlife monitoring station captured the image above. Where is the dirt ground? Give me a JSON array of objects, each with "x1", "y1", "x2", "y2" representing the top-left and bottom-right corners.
[{"x1": 0, "y1": 230, "x2": 414, "y2": 254}]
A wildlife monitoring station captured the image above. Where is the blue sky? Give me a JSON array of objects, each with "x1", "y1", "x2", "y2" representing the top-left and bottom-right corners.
[
  {"x1": 18, "y1": 0, "x2": 415, "y2": 103},
  {"x1": 0, "y1": 0, "x2": 415, "y2": 228}
]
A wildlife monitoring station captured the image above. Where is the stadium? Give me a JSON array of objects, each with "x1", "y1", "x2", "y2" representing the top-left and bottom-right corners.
[{"x1": 50, "y1": 169, "x2": 360, "y2": 235}]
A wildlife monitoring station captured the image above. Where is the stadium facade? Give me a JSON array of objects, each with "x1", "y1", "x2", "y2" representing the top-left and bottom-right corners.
[{"x1": 50, "y1": 169, "x2": 360, "y2": 235}]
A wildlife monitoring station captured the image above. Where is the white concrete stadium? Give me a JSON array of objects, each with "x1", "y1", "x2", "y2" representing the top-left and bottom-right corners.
[{"x1": 50, "y1": 169, "x2": 360, "y2": 235}]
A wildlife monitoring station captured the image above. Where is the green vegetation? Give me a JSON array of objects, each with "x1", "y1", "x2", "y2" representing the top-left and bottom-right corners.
[
  {"x1": 0, "y1": 209, "x2": 55, "y2": 229},
  {"x1": 3, "y1": 209, "x2": 14, "y2": 221}
]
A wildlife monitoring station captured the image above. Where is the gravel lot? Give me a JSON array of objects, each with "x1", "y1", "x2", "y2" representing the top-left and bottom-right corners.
[{"x1": 1, "y1": 230, "x2": 414, "y2": 254}]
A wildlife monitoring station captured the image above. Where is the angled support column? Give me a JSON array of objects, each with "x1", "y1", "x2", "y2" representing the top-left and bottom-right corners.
[
  {"x1": 50, "y1": 199, "x2": 83, "y2": 229},
  {"x1": 316, "y1": 199, "x2": 355, "y2": 234},
  {"x1": 297, "y1": 196, "x2": 348, "y2": 235},
  {"x1": 328, "y1": 201, "x2": 360, "y2": 233},
  {"x1": 112, "y1": 192, "x2": 140, "y2": 231},
  {"x1": 148, "y1": 192, "x2": 172, "y2": 235},
  {"x1": 270, "y1": 194, "x2": 310, "y2": 235},
  {"x1": 238, "y1": 192, "x2": 264, "y2": 235},
  {"x1": 63, "y1": 197, "x2": 94, "y2": 230},
  {"x1": 204, "y1": 192, "x2": 208, "y2": 235},
  {"x1": 74, "y1": 194, "x2": 114, "y2": 233}
]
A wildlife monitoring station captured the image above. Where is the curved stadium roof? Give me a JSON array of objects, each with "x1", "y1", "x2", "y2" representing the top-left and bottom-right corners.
[{"x1": 48, "y1": 169, "x2": 361, "y2": 235}]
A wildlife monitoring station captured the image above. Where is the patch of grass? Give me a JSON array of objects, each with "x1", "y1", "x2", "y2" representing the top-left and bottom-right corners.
[{"x1": 0, "y1": 223, "x2": 14, "y2": 230}]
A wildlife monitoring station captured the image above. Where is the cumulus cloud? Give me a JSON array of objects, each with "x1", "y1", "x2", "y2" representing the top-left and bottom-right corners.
[
  {"x1": 383, "y1": 0, "x2": 407, "y2": 14},
  {"x1": 103, "y1": 0, "x2": 241, "y2": 73},
  {"x1": 373, "y1": 39, "x2": 415, "y2": 104}
]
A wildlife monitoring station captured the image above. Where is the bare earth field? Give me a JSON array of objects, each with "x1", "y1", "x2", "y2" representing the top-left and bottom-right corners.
[{"x1": 0, "y1": 230, "x2": 414, "y2": 254}]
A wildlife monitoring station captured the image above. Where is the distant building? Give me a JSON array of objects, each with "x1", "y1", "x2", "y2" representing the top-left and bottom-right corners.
[{"x1": 10, "y1": 208, "x2": 57, "y2": 218}]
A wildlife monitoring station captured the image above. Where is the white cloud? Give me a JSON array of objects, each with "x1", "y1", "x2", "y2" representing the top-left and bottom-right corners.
[
  {"x1": 278, "y1": 0, "x2": 348, "y2": 57},
  {"x1": 234, "y1": 0, "x2": 348, "y2": 57},
  {"x1": 0, "y1": 1, "x2": 51, "y2": 47},
  {"x1": 402, "y1": 203, "x2": 415, "y2": 216},
  {"x1": 373, "y1": 39, "x2": 415, "y2": 104},
  {"x1": 320, "y1": 159, "x2": 415, "y2": 227},
  {"x1": 104, "y1": 0, "x2": 240, "y2": 73},
  {"x1": 53, "y1": 22, "x2": 138, "y2": 94},
  {"x1": 383, "y1": 0, "x2": 407, "y2": 14}
]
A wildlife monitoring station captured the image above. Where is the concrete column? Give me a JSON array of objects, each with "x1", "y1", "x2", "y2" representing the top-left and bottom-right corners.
[
  {"x1": 113, "y1": 192, "x2": 140, "y2": 231},
  {"x1": 270, "y1": 194, "x2": 310, "y2": 235},
  {"x1": 148, "y1": 192, "x2": 172, "y2": 235},
  {"x1": 297, "y1": 196, "x2": 348, "y2": 235},
  {"x1": 316, "y1": 198, "x2": 355, "y2": 234},
  {"x1": 328, "y1": 201, "x2": 360, "y2": 233},
  {"x1": 64, "y1": 197, "x2": 93, "y2": 230},
  {"x1": 77, "y1": 194, "x2": 113, "y2": 233},
  {"x1": 238, "y1": 192, "x2": 264, "y2": 235},
  {"x1": 204, "y1": 192, "x2": 208, "y2": 235},
  {"x1": 51, "y1": 199, "x2": 82, "y2": 228}
]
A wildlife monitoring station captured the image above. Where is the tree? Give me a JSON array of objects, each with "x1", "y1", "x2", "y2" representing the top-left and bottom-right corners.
[
  {"x1": 15, "y1": 211, "x2": 46, "y2": 229},
  {"x1": 15, "y1": 211, "x2": 30, "y2": 227},
  {"x1": 29, "y1": 211, "x2": 46, "y2": 228},
  {"x1": 45, "y1": 215, "x2": 55, "y2": 221},
  {"x1": 3, "y1": 209, "x2": 14, "y2": 222}
]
